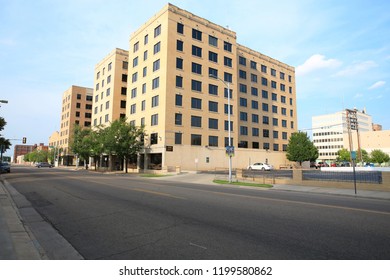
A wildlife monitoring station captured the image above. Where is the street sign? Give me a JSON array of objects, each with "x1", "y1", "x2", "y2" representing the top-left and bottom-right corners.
[
  {"x1": 351, "y1": 151, "x2": 357, "y2": 160},
  {"x1": 226, "y1": 146, "x2": 235, "y2": 157}
]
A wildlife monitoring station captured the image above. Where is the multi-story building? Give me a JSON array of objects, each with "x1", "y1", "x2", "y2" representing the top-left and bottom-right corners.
[
  {"x1": 92, "y1": 48, "x2": 129, "y2": 126},
  {"x1": 59, "y1": 85, "x2": 93, "y2": 165},
  {"x1": 13, "y1": 144, "x2": 36, "y2": 163},
  {"x1": 312, "y1": 109, "x2": 373, "y2": 162},
  {"x1": 125, "y1": 4, "x2": 297, "y2": 170}
]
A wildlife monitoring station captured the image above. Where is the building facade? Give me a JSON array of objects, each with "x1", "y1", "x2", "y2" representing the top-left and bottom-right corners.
[
  {"x1": 125, "y1": 4, "x2": 297, "y2": 170},
  {"x1": 59, "y1": 85, "x2": 93, "y2": 165},
  {"x1": 92, "y1": 48, "x2": 129, "y2": 127},
  {"x1": 312, "y1": 109, "x2": 373, "y2": 162}
]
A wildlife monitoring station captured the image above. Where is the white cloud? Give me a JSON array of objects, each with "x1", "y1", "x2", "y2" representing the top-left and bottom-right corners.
[
  {"x1": 296, "y1": 54, "x2": 342, "y2": 76},
  {"x1": 368, "y1": 81, "x2": 386, "y2": 90},
  {"x1": 335, "y1": 60, "x2": 377, "y2": 77}
]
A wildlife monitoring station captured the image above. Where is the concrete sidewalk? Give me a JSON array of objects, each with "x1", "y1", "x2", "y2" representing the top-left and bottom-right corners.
[{"x1": 0, "y1": 178, "x2": 83, "y2": 260}]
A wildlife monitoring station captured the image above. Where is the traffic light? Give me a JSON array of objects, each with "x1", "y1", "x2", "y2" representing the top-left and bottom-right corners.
[{"x1": 22, "y1": 137, "x2": 27, "y2": 144}]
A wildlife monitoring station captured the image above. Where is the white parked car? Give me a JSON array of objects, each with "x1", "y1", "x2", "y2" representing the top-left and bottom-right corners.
[{"x1": 247, "y1": 162, "x2": 273, "y2": 171}]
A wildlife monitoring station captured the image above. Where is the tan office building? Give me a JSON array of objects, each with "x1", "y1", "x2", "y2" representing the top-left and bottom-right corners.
[
  {"x1": 59, "y1": 85, "x2": 93, "y2": 165},
  {"x1": 126, "y1": 4, "x2": 297, "y2": 170},
  {"x1": 92, "y1": 48, "x2": 129, "y2": 126}
]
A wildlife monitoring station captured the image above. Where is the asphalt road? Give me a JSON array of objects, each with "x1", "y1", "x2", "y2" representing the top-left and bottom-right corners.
[{"x1": 3, "y1": 166, "x2": 390, "y2": 260}]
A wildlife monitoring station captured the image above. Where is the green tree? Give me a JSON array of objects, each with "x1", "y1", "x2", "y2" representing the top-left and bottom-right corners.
[
  {"x1": 286, "y1": 132, "x2": 318, "y2": 166},
  {"x1": 336, "y1": 148, "x2": 351, "y2": 162},
  {"x1": 100, "y1": 119, "x2": 144, "y2": 173},
  {"x1": 70, "y1": 124, "x2": 94, "y2": 167},
  {"x1": 0, "y1": 117, "x2": 12, "y2": 158},
  {"x1": 370, "y1": 149, "x2": 390, "y2": 164}
]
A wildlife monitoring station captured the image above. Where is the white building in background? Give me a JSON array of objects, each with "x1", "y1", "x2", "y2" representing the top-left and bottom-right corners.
[{"x1": 312, "y1": 109, "x2": 373, "y2": 162}]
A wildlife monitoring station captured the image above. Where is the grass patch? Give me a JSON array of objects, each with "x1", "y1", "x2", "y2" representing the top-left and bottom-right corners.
[
  {"x1": 140, "y1": 174, "x2": 170, "y2": 178},
  {"x1": 213, "y1": 180, "x2": 272, "y2": 188}
]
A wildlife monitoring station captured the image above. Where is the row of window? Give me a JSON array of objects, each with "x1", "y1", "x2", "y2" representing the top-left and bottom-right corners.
[
  {"x1": 313, "y1": 131, "x2": 343, "y2": 136},
  {"x1": 313, "y1": 138, "x2": 343, "y2": 143},
  {"x1": 148, "y1": 131, "x2": 286, "y2": 151},
  {"x1": 316, "y1": 145, "x2": 344, "y2": 150},
  {"x1": 176, "y1": 22, "x2": 292, "y2": 82}
]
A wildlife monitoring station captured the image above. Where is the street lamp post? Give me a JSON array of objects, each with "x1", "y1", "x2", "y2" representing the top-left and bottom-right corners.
[{"x1": 209, "y1": 74, "x2": 233, "y2": 183}]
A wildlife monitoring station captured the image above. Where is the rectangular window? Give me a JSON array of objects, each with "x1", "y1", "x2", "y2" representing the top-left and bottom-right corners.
[
  {"x1": 224, "y1": 41, "x2": 232, "y2": 52},
  {"x1": 152, "y1": 95, "x2": 159, "y2": 107},
  {"x1": 176, "y1": 40, "x2": 183, "y2": 51},
  {"x1": 191, "y1": 134, "x2": 202, "y2": 146},
  {"x1": 176, "y1": 76, "x2": 183, "y2": 88},
  {"x1": 239, "y1": 56, "x2": 246, "y2": 66},
  {"x1": 224, "y1": 120, "x2": 233, "y2": 131},
  {"x1": 252, "y1": 128, "x2": 259, "y2": 137},
  {"x1": 240, "y1": 126, "x2": 248, "y2": 135},
  {"x1": 271, "y1": 81, "x2": 277, "y2": 89},
  {"x1": 154, "y1": 25, "x2": 161, "y2": 37},
  {"x1": 209, "y1": 136, "x2": 218, "y2": 147},
  {"x1": 261, "y1": 77, "x2": 268, "y2": 86},
  {"x1": 144, "y1": 50, "x2": 148, "y2": 61},
  {"x1": 191, "y1": 79, "x2": 202, "y2": 92},
  {"x1": 176, "y1": 58, "x2": 183, "y2": 69},
  {"x1": 175, "y1": 113, "x2": 182, "y2": 125},
  {"x1": 252, "y1": 114, "x2": 259, "y2": 123},
  {"x1": 130, "y1": 104, "x2": 136, "y2": 114},
  {"x1": 132, "y1": 57, "x2": 138, "y2": 67},
  {"x1": 122, "y1": 74, "x2": 128, "y2": 82},
  {"x1": 151, "y1": 114, "x2": 158, "y2": 126},
  {"x1": 239, "y1": 98, "x2": 247, "y2": 107},
  {"x1": 175, "y1": 94, "x2": 182, "y2": 106},
  {"x1": 131, "y1": 88, "x2": 137, "y2": 98},
  {"x1": 239, "y1": 70, "x2": 247, "y2": 79},
  {"x1": 239, "y1": 84, "x2": 247, "y2": 93},
  {"x1": 263, "y1": 116, "x2": 269, "y2": 124},
  {"x1": 141, "y1": 100, "x2": 145, "y2": 111},
  {"x1": 261, "y1": 64, "x2": 267, "y2": 73},
  {"x1": 191, "y1": 116, "x2": 202, "y2": 127},
  {"x1": 153, "y1": 59, "x2": 160, "y2": 72},
  {"x1": 209, "y1": 101, "x2": 218, "y2": 112},
  {"x1": 192, "y1": 45, "x2": 202, "y2": 57},
  {"x1": 144, "y1": 34, "x2": 148, "y2": 45},
  {"x1": 153, "y1": 42, "x2": 161, "y2": 54},
  {"x1": 152, "y1": 77, "x2": 159, "y2": 89},
  {"x1": 240, "y1": 111, "x2": 248, "y2": 121},
  {"x1": 263, "y1": 129, "x2": 269, "y2": 138},
  {"x1": 252, "y1": 142, "x2": 259, "y2": 149},
  {"x1": 251, "y1": 100, "x2": 258, "y2": 109},
  {"x1": 120, "y1": 100, "x2": 126, "y2": 109},
  {"x1": 271, "y1": 68, "x2": 276, "y2": 76},
  {"x1": 209, "y1": 35, "x2": 218, "y2": 47},
  {"x1": 209, "y1": 51, "x2": 218, "y2": 63},
  {"x1": 209, "y1": 67, "x2": 218, "y2": 78},
  {"x1": 250, "y1": 61, "x2": 257, "y2": 70},
  {"x1": 224, "y1": 57, "x2": 232, "y2": 67},
  {"x1": 209, "y1": 84, "x2": 218, "y2": 95},
  {"x1": 251, "y1": 87, "x2": 258, "y2": 96},
  {"x1": 192, "y1": 29, "x2": 202, "y2": 41},
  {"x1": 150, "y1": 133, "x2": 158, "y2": 145},
  {"x1": 208, "y1": 118, "x2": 218, "y2": 129},
  {"x1": 272, "y1": 105, "x2": 278, "y2": 113},
  {"x1": 191, "y1": 97, "x2": 202, "y2": 109},
  {"x1": 262, "y1": 103, "x2": 269, "y2": 112},
  {"x1": 175, "y1": 133, "x2": 182, "y2": 144},
  {"x1": 224, "y1": 72, "x2": 232, "y2": 83},
  {"x1": 192, "y1": 62, "x2": 202, "y2": 74},
  {"x1": 177, "y1": 23, "x2": 184, "y2": 34},
  {"x1": 132, "y1": 72, "x2": 137, "y2": 83}
]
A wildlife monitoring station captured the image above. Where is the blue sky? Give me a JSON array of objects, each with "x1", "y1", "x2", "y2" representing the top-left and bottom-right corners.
[{"x1": 1, "y1": 0, "x2": 389, "y2": 158}]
